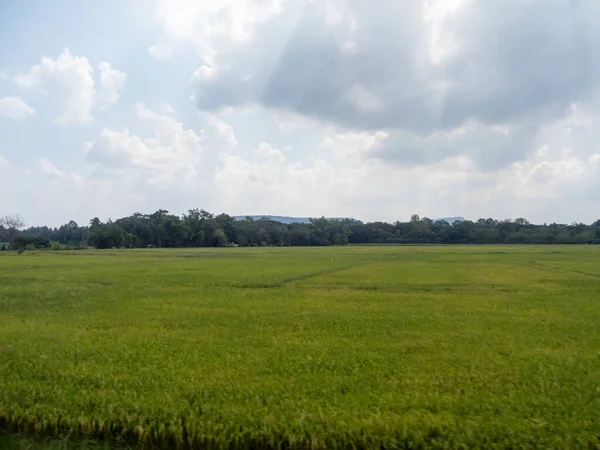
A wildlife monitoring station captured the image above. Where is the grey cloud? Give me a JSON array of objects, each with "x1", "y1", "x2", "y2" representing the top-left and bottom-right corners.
[
  {"x1": 191, "y1": 0, "x2": 600, "y2": 167},
  {"x1": 438, "y1": 0, "x2": 600, "y2": 126},
  {"x1": 373, "y1": 116, "x2": 545, "y2": 170},
  {"x1": 194, "y1": 1, "x2": 435, "y2": 130}
]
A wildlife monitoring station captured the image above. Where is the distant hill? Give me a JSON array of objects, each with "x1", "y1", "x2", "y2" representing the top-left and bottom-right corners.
[
  {"x1": 433, "y1": 216, "x2": 465, "y2": 224},
  {"x1": 233, "y1": 215, "x2": 465, "y2": 224},
  {"x1": 233, "y1": 215, "x2": 354, "y2": 224}
]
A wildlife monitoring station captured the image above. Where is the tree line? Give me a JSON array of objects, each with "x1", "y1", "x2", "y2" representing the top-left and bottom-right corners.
[{"x1": 1, "y1": 212, "x2": 600, "y2": 250}]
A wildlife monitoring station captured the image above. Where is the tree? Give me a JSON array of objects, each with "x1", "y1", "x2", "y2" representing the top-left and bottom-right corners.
[
  {"x1": 0, "y1": 214, "x2": 25, "y2": 248},
  {"x1": 54, "y1": 220, "x2": 86, "y2": 245},
  {"x1": 87, "y1": 218, "x2": 125, "y2": 249},
  {"x1": 10, "y1": 208, "x2": 600, "y2": 248},
  {"x1": 212, "y1": 229, "x2": 228, "y2": 247},
  {"x1": 216, "y1": 213, "x2": 238, "y2": 243}
]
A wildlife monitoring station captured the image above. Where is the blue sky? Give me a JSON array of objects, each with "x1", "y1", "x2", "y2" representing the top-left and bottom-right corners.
[{"x1": 1, "y1": 0, "x2": 599, "y2": 226}]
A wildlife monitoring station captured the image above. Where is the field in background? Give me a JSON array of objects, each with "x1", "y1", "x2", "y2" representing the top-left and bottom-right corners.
[{"x1": 1, "y1": 246, "x2": 599, "y2": 448}]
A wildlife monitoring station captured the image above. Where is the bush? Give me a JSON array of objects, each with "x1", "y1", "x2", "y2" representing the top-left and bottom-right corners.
[
  {"x1": 13, "y1": 236, "x2": 50, "y2": 251},
  {"x1": 50, "y1": 241, "x2": 67, "y2": 251}
]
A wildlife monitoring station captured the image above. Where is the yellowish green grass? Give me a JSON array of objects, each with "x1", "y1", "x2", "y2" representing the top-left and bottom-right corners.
[{"x1": 1, "y1": 246, "x2": 599, "y2": 448}]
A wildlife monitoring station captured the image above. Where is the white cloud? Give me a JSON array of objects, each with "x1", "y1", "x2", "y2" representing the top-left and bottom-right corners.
[
  {"x1": 160, "y1": 102, "x2": 176, "y2": 116},
  {"x1": 507, "y1": 150, "x2": 599, "y2": 201},
  {"x1": 423, "y1": 0, "x2": 467, "y2": 65},
  {"x1": 150, "y1": 0, "x2": 285, "y2": 63},
  {"x1": 215, "y1": 148, "x2": 351, "y2": 214},
  {"x1": 274, "y1": 109, "x2": 321, "y2": 133},
  {"x1": 14, "y1": 49, "x2": 126, "y2": 124},
  {"x1": 208, "y1": 104, "x2": 600, "y2": 223},
  {"x1": 214, "y1": 143, "x2": 479, "y2": 219},
  {"x1": 190, "y1": 64, "x2": 218, "y2": 82},
  {"x1": 0, "y1": 153, "x2": 12, "y2": 169},
  {"x1": 3, "y1": 99, "x2": 600, "y2": 225},
  {"x1": 0, "y1": 96, "x2": 36, "y2": 119},
  {"x1": 256, "y1": 142, "x2": 284, "y2": 163},
  {"x1": 97, "y1": 62, "x2": 126, "y2": 104},
  {"x1": 14, "y1": 49, "x2": 95, "y2": 125},
  {"x1": 36, "y1": 158, "x2": 83, "y2": 185},
  {"x1": 0, "y1": 159, "x2": 121, "y2": 227},
  {"x1": 135, "y1": 102, "x2": 189, "y2": 140},
  {"x1": 204, "y1": 114, "x2": 238, "y2": 148},
  {"x1": 86, "y1": 104, "x2": 203, "y2": 189},
  {"x1": 323, "y1": 130, "x2": 388, "y2": 158}
]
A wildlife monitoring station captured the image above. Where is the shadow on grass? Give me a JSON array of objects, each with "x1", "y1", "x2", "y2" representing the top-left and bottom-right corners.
[{"x1": 0, "y1": 432, "x2": 133, "y2": 450}]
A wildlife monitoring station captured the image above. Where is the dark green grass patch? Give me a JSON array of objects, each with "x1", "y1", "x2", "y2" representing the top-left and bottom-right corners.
[{"x1": 1, "y1": 246, "x2": 599, "y2": 448}]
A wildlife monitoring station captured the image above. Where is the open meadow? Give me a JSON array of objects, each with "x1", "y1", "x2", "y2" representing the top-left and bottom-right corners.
[{"x1": 0, "y1": 246, "x2": 599, "y2": 449}]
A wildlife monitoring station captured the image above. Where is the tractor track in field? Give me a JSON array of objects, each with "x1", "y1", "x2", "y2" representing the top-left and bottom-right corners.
[
  {"x1": 523, "y1": 261, "x2": 600, "y2": 280},
  {"x1": 230, "y1": 255, "x2": 398, "y2": 289}
]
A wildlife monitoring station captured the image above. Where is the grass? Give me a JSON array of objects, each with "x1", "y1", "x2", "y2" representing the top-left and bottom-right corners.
[{"x1": 0, "y1": 246, "x2": 599, "y2": 449}]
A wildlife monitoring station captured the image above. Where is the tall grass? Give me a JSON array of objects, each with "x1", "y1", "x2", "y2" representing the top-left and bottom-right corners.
[{"x1": 1, "y1": 246, "x2": 599, "y2": 448}]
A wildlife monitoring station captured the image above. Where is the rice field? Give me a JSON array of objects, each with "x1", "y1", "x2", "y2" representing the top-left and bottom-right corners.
[{"x1": 1, "y1": 246, "x2": 599, "y2": 449}]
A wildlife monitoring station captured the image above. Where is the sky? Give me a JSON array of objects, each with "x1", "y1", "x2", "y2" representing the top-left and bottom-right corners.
[{"x1": 1, "y1": 0, "x2": 599, "y2": 227}]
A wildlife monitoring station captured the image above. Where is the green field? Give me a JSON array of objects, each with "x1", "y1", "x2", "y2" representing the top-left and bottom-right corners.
[{"x1": 1, "y1": 246, "x2": 599, "y2": 449}]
